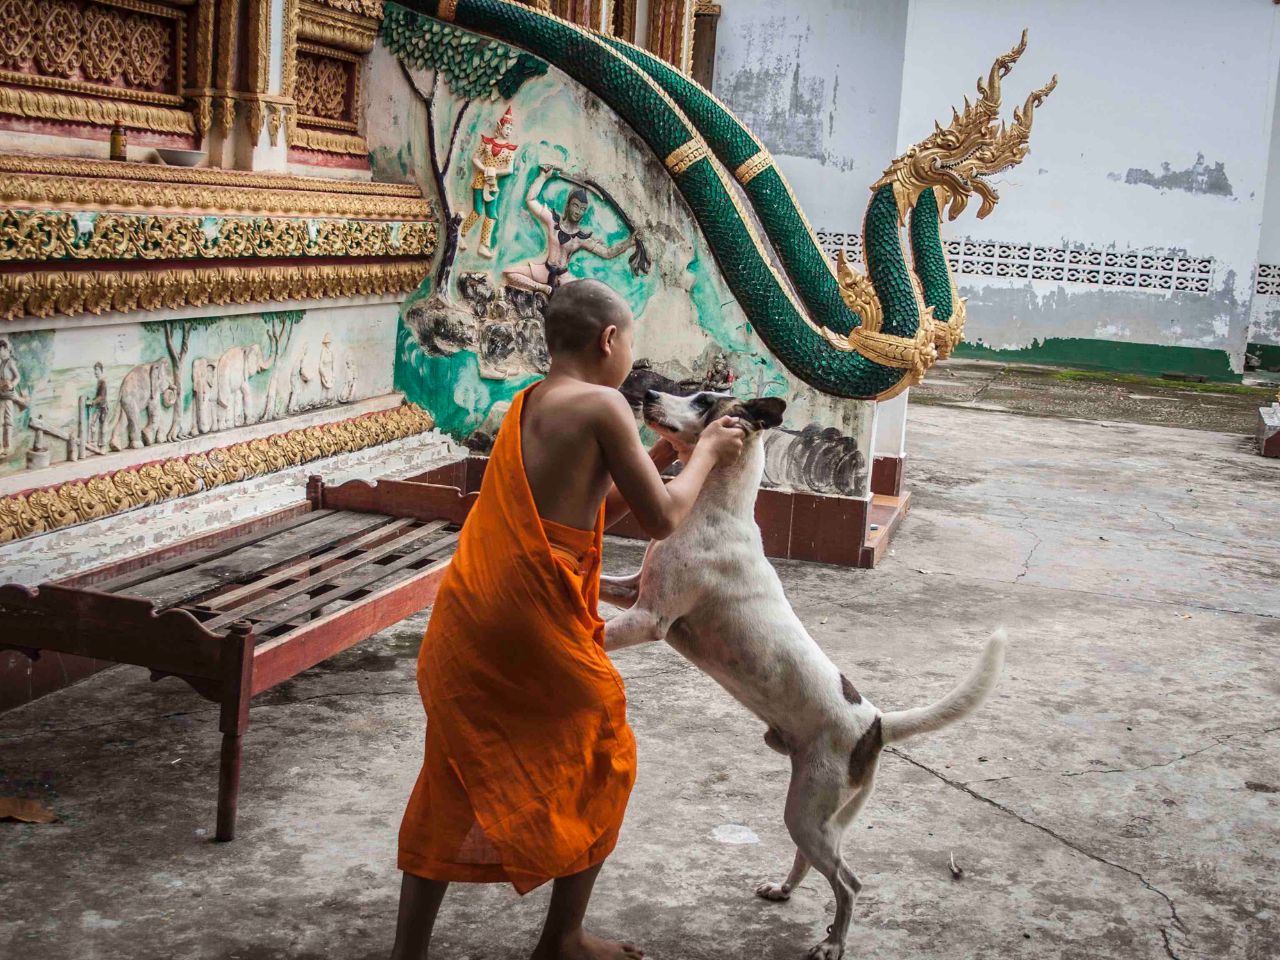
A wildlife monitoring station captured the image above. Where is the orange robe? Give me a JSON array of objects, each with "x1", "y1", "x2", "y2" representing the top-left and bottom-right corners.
[{"x1": 398, "y1": 385, "x2": 637, "y2": 893}]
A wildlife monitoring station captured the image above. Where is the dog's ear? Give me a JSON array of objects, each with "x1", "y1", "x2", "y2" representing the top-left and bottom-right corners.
[{"x1": 741, "y1": 396, "x2": 787, "y2": 430}]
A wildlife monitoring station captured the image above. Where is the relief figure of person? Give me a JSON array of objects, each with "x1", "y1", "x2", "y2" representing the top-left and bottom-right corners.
[{"x1": 501, "y1": 165, "x2": 639, "y2": 297}]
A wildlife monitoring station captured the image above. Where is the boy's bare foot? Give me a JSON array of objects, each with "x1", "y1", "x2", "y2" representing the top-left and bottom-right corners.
[{"x1": 531, "y1": 927, "x2": 644, "y2": 960}]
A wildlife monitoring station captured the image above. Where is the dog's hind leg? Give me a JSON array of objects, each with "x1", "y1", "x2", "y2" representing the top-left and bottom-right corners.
[
  {"x1": 755, "y1": 849, "x2": 809, "y2": 902},
  {"x1": 782, "y1": 763, "x2": 861, "y2": 960}
]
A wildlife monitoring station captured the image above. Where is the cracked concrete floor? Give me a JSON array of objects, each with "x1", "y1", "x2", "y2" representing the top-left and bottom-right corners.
[{"x1": 2, "y1": 401, "x2": 1278, "y2": 960}]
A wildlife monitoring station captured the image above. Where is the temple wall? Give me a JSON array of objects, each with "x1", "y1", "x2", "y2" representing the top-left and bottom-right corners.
[
  {"x1": 709, "y1": 0, "x2": 910, "y2": 234},
  {"x1": 369, "y1": 11, "x2": 876, "y2": 500},
  {"x1": 898, "y1": 0, "x2": 1280, "y2": 378},
  {"x1": 1249, "y1": 69, "x2": 1280, "y2": 368}
]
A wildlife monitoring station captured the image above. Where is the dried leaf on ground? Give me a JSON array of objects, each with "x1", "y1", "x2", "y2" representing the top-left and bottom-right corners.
[{"x1": 0, "y1": 797, "x2": 58, "y2": 824}]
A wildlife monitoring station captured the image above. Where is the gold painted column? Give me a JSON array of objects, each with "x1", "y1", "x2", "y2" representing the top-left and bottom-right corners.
[{"x1": 646, "y1": 0, "x2": 695, "y2": 73}]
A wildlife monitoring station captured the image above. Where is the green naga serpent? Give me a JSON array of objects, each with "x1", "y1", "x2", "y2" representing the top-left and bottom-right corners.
[{"x1": 395, "y1": 0, "x2": 1056, "y2": 400}]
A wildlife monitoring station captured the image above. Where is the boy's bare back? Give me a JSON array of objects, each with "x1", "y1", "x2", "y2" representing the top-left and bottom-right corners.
[{"x1": 521, "y1": 279, "x2": 744, "y2": 538}]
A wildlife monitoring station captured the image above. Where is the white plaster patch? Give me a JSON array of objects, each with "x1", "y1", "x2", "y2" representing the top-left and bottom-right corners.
[
  {"x1": 80, "y1": 911, "x2": 123, "y2": 930},
  {"x1": 712, "y1": 823, "x2": 760, "y2": 845}
]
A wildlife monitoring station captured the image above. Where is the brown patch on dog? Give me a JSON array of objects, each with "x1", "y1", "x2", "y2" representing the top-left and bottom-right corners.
[
  {"x1": 848, "y1": 716, "x2": 883, "y2": 785},
  {"x1": 840, "y1": 673, "x2": 862, "y2": 705}
]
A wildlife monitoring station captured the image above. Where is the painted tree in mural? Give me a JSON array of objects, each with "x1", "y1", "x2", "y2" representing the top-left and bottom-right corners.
[
  {"x1": 260, "y1": 311, "x2": 302, "y2": 420},
  {"x1": 381, "y1": 6, "x2": 547, "y2": 290}
]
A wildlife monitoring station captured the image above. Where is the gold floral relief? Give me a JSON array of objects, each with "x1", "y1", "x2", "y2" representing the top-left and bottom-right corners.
[
  {"x1": 0, "y1": 260, "x2": 432, "y2": 322},
  {"x1": 296, "y1": 51, "x2": 350, "y2": 120},
  {"x1": 0, "y1": 209, "x2": 436, "y2": 264},
  {"x1": 0, "y1": 403, "x2": 437, "y2": 544},
  {"x1": 309, "y1": 0, "x2": 383, "y2": 19}
]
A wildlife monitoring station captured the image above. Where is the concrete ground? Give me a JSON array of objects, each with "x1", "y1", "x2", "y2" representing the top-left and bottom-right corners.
[{"x1": 2, "y1": 375, "x2": 1278, "y2": 960}]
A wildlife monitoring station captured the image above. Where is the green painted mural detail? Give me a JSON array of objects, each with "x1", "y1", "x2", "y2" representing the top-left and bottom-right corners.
[
  {"x1": 955, "y1": 338, "x2": 1241, "y2": 382},
  {"x1": 389, "y1": 0, "x2": 930, "y2": 400}
]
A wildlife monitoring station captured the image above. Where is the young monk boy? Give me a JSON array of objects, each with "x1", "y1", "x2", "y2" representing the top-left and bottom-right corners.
[{"x1": 391, "y1": 279, "x2": 746, "y2": 960}]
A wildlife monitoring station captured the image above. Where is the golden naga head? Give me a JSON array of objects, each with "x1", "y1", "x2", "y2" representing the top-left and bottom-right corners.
[{"x1": 875, "y1": 30, "x2": 1057, "y2": 223}]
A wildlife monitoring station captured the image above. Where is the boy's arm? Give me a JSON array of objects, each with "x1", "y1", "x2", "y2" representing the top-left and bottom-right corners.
[
  {"x1": 603, "y1": 436, "x2": 677, "y2": 528},
  {"x1": 594, "y1": 391, "x2": 741, "y2": 540}
]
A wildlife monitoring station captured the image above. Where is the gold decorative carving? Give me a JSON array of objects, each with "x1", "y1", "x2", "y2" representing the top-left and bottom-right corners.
[
  {"x1": 299, "y1": 0, "x2": 379, "y2": 52},
  {"x1": 0, "y1": 0, "x2": 198, "y2": 132},
  {"x1": 0, "y1": 261, "x2": 432, "y2": 322},
  {"x1": 282, "y1": 0, "x2": 301, "y2": 141},
  {"x1": 0, "y1": 155, "x2": 423, "y2": 196},
  {"x1": 437, "y1": 0, "x2": 459, "y2": 22},
  {"x1": 267, "y1": 101, "x2": 287, "y2": 145},
  {"x1": 296, "y1": 50, "x2": 350, "y2": 120},
  {"x1": 818, "y1": 312, "x2": 939, "y2": 389},
  {"x1": 874, "y1": 31, "x2": 1057, "y2": 223},
  {"x1": 310, "y1": 0, "x2": 383, "y2": 18},
  {"x1": 246, "y1": 0, "x2": 272, "y2": 97},
  {"x1": 664, "y1": 139, "x2": 707, "y2": 175},
  {"x1": 0, "y1": 85, "x2": 195, "y2": 132},
  {"x1": 834, "y1": 249, "x2": 884, "y2": 332},
  {"x1": 292, "y1": 127, "x2": 369, "y2": 155},
  {"x1": 0, "y1": 170, "x2": 430, "y2": 218},
  {"x1": 0, "y1": 403, "x2": 436, "y2": 544},
  {"x1": 0, "y1": 210, "x2": 436, "y2": 264},
  {"x1": 733, "y1": 149, "x2": 772, "y2": 186}
]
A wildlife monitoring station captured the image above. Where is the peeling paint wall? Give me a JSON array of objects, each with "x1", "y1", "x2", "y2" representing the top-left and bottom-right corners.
[
  {"x1": 898, "y1": 0, "x2": 1280, "y2": 374},
  {"x1": 710, "y1": 0, "x2": 910, "y2": 231},
  {"x1": 1249, "y1": 54, "x2": 1280, "y2": 353}
]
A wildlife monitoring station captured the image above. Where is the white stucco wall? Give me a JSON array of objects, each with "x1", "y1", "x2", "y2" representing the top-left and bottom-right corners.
[
  {"x1": 1250, "y1": 59, "x2": 1280, "y2": 350},
  {"x1": 711, "y1": 0, "x2": 910, "y2": 231},
  {"x1": 898, "y1": 0, "x2": 1280, "y2": 370}
]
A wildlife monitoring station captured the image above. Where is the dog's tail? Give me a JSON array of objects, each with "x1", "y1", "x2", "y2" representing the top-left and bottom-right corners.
[{"x1": 880, "y1": 629, "x2": 1007, "y2": 745}]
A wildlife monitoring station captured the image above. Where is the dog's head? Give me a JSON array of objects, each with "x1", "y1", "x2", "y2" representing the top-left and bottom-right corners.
[{"x1": 642, "y1": 389, "x2": 787, "y2": 448}]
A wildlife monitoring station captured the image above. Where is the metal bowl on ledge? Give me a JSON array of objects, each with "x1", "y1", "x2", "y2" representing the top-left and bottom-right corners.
[{"x1": 154, "y1": 148, "x2": 207, "y2": 167}]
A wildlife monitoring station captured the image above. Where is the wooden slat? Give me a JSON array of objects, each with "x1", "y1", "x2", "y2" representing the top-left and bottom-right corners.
[
  {"x1": 251, "y1": 555, "x2": 453, "y2": 694},
  {"x1": 203, "y1": 516, "x2": 417, "y2": 610},
  {"x1": 248, "y1": 531, "x2": 459, "y2": 636},
  {"x1": 126, "y1": 512, "x2": 393, "y2": 610},
  {"x1": 85, "y1": 509, "x2": 333, "y2": 594},
  {"x1": 200, "y1": 521, "x2": 452, "y2": 631}
]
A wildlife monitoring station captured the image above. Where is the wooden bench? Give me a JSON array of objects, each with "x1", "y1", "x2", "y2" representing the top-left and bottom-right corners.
[{"x1": 0, "y1": 473, "x2": 478, "y2": 840}]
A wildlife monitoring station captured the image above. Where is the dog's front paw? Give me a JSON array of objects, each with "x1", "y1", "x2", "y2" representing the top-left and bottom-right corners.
[
  {"x1": 754, "y1": 881, "x2": 791, "y2": 902},
  {"x1": 807, "y1": 942, "x2": 843, "y2": 960}
]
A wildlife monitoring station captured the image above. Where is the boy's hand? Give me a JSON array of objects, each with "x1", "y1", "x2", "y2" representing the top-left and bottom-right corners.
[{"x1": 696, "y1": 416, "x2": 747, "y2": 465}]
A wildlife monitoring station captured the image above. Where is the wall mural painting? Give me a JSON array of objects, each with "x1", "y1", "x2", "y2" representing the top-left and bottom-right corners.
[
  {"x1": 0, "y1": 310, "x2": 389, "y2": 481},
  {"x1": 377, "y1": 6, "x2": 873, "y2": 495}
]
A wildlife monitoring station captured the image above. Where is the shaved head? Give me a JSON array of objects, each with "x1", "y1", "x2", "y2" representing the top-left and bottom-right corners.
[{"x1": 543, "y1": 279, "x2": 632, "y2": 355}]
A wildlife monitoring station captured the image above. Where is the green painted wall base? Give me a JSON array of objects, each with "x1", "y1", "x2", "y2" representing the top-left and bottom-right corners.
[
  {"x1": 1247, "y1": 341, "x2": 1280, "y2": 373},
  {"x1": 955, "y1": 337, "x2": 1241, "y2": 382}
]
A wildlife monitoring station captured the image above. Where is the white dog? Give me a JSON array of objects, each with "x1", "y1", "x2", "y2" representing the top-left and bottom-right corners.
[{"x1": 603, "y1": 389, "x2": 1007, "y2": 960}]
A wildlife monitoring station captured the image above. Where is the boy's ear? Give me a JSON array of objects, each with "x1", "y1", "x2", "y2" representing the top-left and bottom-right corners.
[
  {"x1": 741, "y1": 396, "x2": 786, "y2": 429},
  {"x1": 599, "y1": 323, "x2": 618, "y2": 354}
]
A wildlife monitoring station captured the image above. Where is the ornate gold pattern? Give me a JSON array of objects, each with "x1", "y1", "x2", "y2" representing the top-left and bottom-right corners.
[
  {"x1": 292, "y1": 127, "x2": 369, "y2": 155},
  {"x1": 0, "y1": 155, "x2": 422, "y2": 195},
  {"x1": 437, "y1": 0, "x2": 459, "y2": 21},
  {"x1": 0, "y1": 170, "x2": 430, "y2": 218},
  {"x1": 0, "y1": 261, "x2": 432, "y2": 322},
  {"x1": 0, "y1": 85, "x2": 195, "y2": 132},
  {"x1": 296, "y1": 50, "x2": 351, "y2": 120},
  {"x1": 310, "y1": 0, "x2": 383, "y2": 17},
  {"x1": 247, "y1": 0, "x2": 272, "y2": 96},
  {"x1": 664, "y1": 139, "x2": 706, "y2": 175},
  {"x1": 733, "y1": 149, "x2": 772, "y2": 186},
  {"x1": 299, "y1": 0, "x2": 379, "y2": 52},
  {"x1": 874, "y1": 31, "x2": 1058, "y2": 223},
  {"x1": 834, "y1": 249, "x2": 883, "y2": 331},
  {"x1": 0, "y1": 210, "x2": 435, "y2": 264},
  {"x1": 0, "y1": 403, "x2": 436, "y2": 544}
]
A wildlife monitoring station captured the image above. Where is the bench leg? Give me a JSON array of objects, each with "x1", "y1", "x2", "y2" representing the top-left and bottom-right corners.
[{"x1": 216, "y1": 731, "x2": 243, "y2": 841}]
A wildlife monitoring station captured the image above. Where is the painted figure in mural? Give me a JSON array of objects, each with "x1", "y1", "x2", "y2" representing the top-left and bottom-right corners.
[
  {"x1": 214, "y1": 343, "x2": 272, "y2": 431},
  {"x1": 458, "y1": 105, "x2": 519, "y2": 259},
  {"x1": 319, "y1": 333, "x2": 336, "y2": 404},
  {"x1": 0, "y1": 337, "x2": 24, "y2": 456},
  {"x1": 87, "y1": 361, "x2": 109, "y2": 449},
  {"x1": 109, "y1": 360, "x2": 177, "y2": 451},
  {"x1": 287, "y1": 343, "x2": 311, "y2": 413},
  {"x1": 191, "y1": 357, "x2": 218, "y2": 435},
  {"x1": 502, "y1": 165, "x2": 641, "y2": 297}
]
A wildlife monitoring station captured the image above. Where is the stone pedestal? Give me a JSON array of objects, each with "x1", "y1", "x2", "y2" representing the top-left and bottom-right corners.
[{"x1": 1258, "y1": 403, "x2": 1280, "y2": 457}]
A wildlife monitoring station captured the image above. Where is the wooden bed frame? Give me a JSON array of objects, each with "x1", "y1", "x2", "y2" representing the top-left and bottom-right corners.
[{"x1": 0, "y1": 473, "x2": 479, "y2": 841}]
